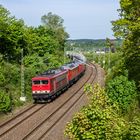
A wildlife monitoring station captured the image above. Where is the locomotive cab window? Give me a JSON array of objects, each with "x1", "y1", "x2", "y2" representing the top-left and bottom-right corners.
[
  {"x1": 42, "y1": 80, "x2": 48, "y2": 84},
  {"x1": 33, "y1": 80, "x2": 40, "y2": 85}
]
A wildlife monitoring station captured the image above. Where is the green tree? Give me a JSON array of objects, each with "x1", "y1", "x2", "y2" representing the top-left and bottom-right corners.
[
  {"x1": 106, "y1": 38, "x2": 112, "y2": 48},
  {"x1": 41, "y1": 12, "x2": 64, "y2": 30},
  {"x1": 41, "y1": 12, "x2": 69, "y2": 48},
  {"x1": 112, "y1": 0, "x2": 140, "y2": 86},
  {"x1": 0, "y1": 5, "x2": 28, "y2": 62},
  {"x1": 33, "y1": 26, "x2": 60, "y2": 55}
]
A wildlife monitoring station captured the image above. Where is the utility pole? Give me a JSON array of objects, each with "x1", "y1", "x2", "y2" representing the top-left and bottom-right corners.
[
  {"x1": 93, "y1": 48, "x2": 95, "y2": 64},
  {"x1": 108, "y1": 47, "x2": 111, "y2": 73},
  {"x1": 103, "y1": 47, "x2": 105, "y2": 68},
  {"x1": 64, "y1": 46, "x2": 65, "y2": 64},
  {"x1": 20, "y1": 48, "x2": 26, "y2": 102},
  {"x1": 73, "y1": 44, "x2": 74, "y2": 61},
  {"x1": 98, "y1": 49, "x2": 100, "y2": 65}
]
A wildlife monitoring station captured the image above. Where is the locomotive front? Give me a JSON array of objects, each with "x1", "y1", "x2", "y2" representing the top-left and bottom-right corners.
[{"x1": 32, "y1": 77, "x2": 51, "y2": 102}]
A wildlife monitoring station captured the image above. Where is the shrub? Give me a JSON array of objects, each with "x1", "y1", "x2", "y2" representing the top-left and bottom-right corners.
[
  {"x1": 106, "y1": 75, "x2": 137, "y2": 114},
  {"x1": 65, "y1": 84, "x2": 126, "y2": 140},
  {"x1": 0, "y1": 91, "x2": 12, "y2": 113},
  {"x1": 123, "y1": 115, "x2": 140, "y2": 140}
]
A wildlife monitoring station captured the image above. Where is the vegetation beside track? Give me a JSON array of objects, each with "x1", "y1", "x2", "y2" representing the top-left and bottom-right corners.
[
  {"x1": 65, "y1": 50, "x2": 140, "y2": 139},
  {"x1": 65, "y1": 0, "x2": 140, "y2": 139}
]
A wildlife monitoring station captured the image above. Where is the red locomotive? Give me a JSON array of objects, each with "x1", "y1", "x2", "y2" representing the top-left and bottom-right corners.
[{"x1": 32, "y1": 60, "x2": 86, "y2": 103}]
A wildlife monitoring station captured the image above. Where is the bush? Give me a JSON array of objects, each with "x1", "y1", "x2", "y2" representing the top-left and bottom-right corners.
[
  {"x1": 106, "y1": 75, "x2": 137, "y2": 114},
  {"x1": 123, "y1": 115, "x2": 140, "y2": 140},
  {"x1": 128, "y1": 116, "x2": 140, "y2": 140},
  {"x1": 0, "y1": 91, "x2": 12, "y2": 113},
  {"x1": 65, "y1": 84, "x2": 126, "y2": 140}
]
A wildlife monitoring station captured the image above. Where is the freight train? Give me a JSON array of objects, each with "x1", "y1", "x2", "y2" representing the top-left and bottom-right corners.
[{"x1": 32, "y1": 60, "x2": 86, "y2": 103}]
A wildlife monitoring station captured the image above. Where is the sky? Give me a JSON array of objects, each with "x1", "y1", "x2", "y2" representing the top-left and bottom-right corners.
[{"x1": 0, "y1": 0, "x2": 120, "y2": 39}]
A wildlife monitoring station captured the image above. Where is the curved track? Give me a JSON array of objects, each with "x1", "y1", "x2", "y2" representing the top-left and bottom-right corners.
[
  {"x1": 0, "y1": 63, "x2": 97, "y2": 140},
  {"x1": 23, "y1": 63, "x2": 97, "y2": 140}
]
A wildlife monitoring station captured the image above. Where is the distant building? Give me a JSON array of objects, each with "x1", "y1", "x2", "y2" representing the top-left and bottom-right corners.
[
  {"x1": 95, "y1": 47, "x2": 115, "y2": 54},
  {"x1": 95, "y1": 49, "x2": 105, "y2": 54}
]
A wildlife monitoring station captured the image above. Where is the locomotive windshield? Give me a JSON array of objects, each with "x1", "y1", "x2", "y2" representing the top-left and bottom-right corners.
[
  {"x1": 32, "y1": 80, "x2": 48, "y2": 85},
  {"x1": 42, "y1": 80, "x2": 48, "y2": 84},
  {"x1": 33, "y1": 80, "x2": 40, "y2": 85}
]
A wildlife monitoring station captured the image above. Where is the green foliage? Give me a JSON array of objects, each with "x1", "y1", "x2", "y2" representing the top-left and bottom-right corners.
[
  {"x1": 0, "y1": 91, "x2": 11, "y2": 113},
  {"x1": 127, "y1": 116, "x2": 140, "y2": 140},
  {"x1": 41, "y1": 12, "x2": 64, "y2": 29},
  {"x1": 65, "y1": 84, "x2": 126, "y2": 140},
  {"x1": 106, "y1": 75, "x2": 137, "y2": 113},
  {"x1": 0, "y1": 5, "x2": 69, "y2": 64},
  {"x1": 85, "y1": 51, "x2": 123, "y2": 73},
  {"x1": 105, "y1": 38, "x2": 114, "y2": 48},
  {"x1": 0, "y1": 61, "x2": 20, "y2": 89},
  {"x1": 112, "y1": 0, "x2": 140, "y2": 87},
  {"x1": 0, "y1": 5, "x2": 27, "y2": 62},
  {"x1": 0, "y1": 60, "x2": 24, "y2": 111},
  {"x1": 84, "y1": 83, "x2": 93, "y2": 94},
  {"x1": 41, "y1": 12, "x2": 69, "y2": 47},
  {"x1": 105, "y1": 56, "x2": 127, "y2": 83},
  {"x1": 65, "y1": 84, "x2": 140, "y2": 140},
  {"x1": 0, "y1": 5, "x2": 69, "y2": 112}
]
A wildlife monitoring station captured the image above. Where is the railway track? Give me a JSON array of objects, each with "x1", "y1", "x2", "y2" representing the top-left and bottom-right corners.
[
  {"x1": 0, "y1": 104, "x2": 47, "y2": 137},
  {"x1": 40, "y1": 63, "x2": 98, "y2": 140},
  {"x1": 0, "y1": 63, "x2": 97, "y2": 140},
  {"x1": 23, "y1": 63, "x2": 97, "y2": 140}
]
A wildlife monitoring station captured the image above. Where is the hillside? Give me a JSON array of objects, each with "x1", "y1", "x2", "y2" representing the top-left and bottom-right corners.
[{"x1": 66, "y1": 39, "x2": 122, "y2": 51}]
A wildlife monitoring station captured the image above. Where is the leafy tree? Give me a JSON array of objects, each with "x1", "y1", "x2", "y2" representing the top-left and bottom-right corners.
[
  {"x1": 0, "y1": 5, "x2": 29, "y2": 63},
  {"x1": 112, "y1": 0, "x2": 140, "y2": 86},
  {"x1": 34, "y1": 26, "x2": 60, "y2": 55},
  {"x1": 41, "y1": 12, "x2": 69, "y2": 48},
  {"x1": 0, "y1": 5, "x2": 70, "y2": 112},
  {"x1": 41, "y1": 12, "x2": 64, "y2": 30}
]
